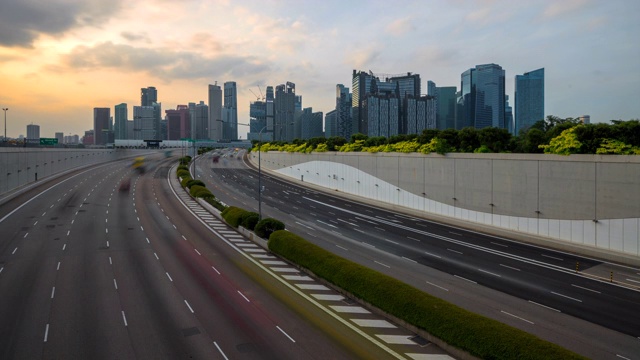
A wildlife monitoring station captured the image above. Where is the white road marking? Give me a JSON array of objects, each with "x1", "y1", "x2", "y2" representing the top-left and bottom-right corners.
[
  {"x1": 51, "y1": 287, "x2": 55, "y2": 299},
  {"x1": 184, "y1": 300, "x2": 194, "y2": 313},
  {"x1": 478, "y1": 269, "x2": 502, "y2": 277},
  {"x1": 0, "y1": 267, "x2": 3, "y2": 274},
  {"x1": 154, "y1": 253, "x2": 159, "y2": 260},
  {"x1": 113, "y1": 279, "x2": 118, "y2": 290},
  {"x1": 109, "y1": 257, "x2": 112, "y2": 265},
  {"x1": 33, "y1": 221, "x2": 37, "y2": 226},
  {"x1": 44, "y1": 324, "x2": 50, "y2": 342},
  {"x1": 106, "y1": 241, "x2": 109, "y2": 247},
  {"x1": 571, "y1": 284, "x2": 601, "y2": 293},
  {"x1": 491, "y1": 241, "x2": 508, "y2": 247},
  {"x1": 140, "y1": 226, "x2": 144, "y2": 231},
  {"x1": 23, "y1": 232, "x2": 28, "y2": 238},
  {"x1": 56, "y1": 262, "x2": 60, "y2": 270},
  {"x1": 121, "y1": 311, "x2": 128, "y2": 326},
  {"x1": 616, "y1": 355, "x2": 631, "y2": 360},
  {"x1": 194, "y1": 249, "x2": 201, "y2": 255},
  {"x1": 11, "y1": 247, "x2": 17, "y2": 255},
  {"x1": 146, "y1": 237, "x2": 150, "y2": 243},
  {"x1": 424, "y1": 251, "x2": 441, "y2": 259},
  {"x1": 362, "y1": 242, "x2": 376, "y2": 248},
  {"x1": 501, "y1": 310, "x2": 534, "y2": 324},
  {"x1": 454, "y1": 275, "x2": 476, "y2": 284},
  {"x1": 211, "y1": 266, "x2": 220, "y2": 275},
  {"x1": 166, "y1": 272, "x2": 173, "y2": 282},
  {"x1": 238, "y1": 291, "x2": 250, "y2": 302},
  {"x1": 407, "y1": 236, "x2": 421, "y2": 242},
  {"x1": 541, "y1": 254, "x2": 563, "y2": 261},
  {"x1": 182, "y1": 235, "x2": 187, "y2": 240},
  {"x1": 500, "y1": 264, "x2": 521, "y2": 271},
  {"x1": 71, "y1": 219, "x2": 74, "y2": 224},
  {"x1": 317, "y1": 220, "x2": 337, "y2": 228},
  {"x1": 402, "y1": 256, "x2": 417, "y2": 264},
  {"x1": 172, "y1": 224, "x2": 176, "y2": 229},
  {"x1": 447, "y1": 248, "x2": 463, "y2": 255},
  {"x1": 383, "y1": 238, "x2": 399, "y2": 245},
  {"x1": 213, "y1": 342, "x2": 229, "y2": 360},
  {"x1": 374, "y1": 260, "x2": 391, "y2": 268},
  {"x1": 67, "y1": 230, "x2": 70, "y2": 236},
  {"x1": 426, "y1": 281, "x2": 449, "y2": 291},
  {"x1": 551, "y1": 291, "x2": 582, "y2": 302},
  {"x1": 276, "y1": 326, "x2": 296, "y2": 343},
  {"x1": 528, "y1": 300, "x2": 561, "y2": 312}
]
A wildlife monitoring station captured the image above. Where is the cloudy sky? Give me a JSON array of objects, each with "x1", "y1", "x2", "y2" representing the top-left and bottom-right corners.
[{"x1": 0, "y1": 0, "x2": 638, "y2": 139}]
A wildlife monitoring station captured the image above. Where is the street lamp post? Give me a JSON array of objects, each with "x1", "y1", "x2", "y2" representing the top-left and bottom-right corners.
[
  {"x1": 257, "y1": 125, "x2": 268, "y2": 220},
  {"x1": 2, "y1": 108, "x2": 7, "y2": 143}
]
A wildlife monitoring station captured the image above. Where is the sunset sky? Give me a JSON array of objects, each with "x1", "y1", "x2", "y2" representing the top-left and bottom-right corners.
[{"x1": 0, "y1": 0, "x2": 638, "y2": 139}]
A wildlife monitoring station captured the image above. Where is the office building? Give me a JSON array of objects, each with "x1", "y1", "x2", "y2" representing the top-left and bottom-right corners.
[
  {"x1": 208, "y1": 83, "x2": 223, "y2": 140},
  {"x1": 505, "y1": 95, "x2": 514, "y2": 134},
  {"x1": 352, "y1": 70, "x2": 375, "y2": 135},
  {"x1": 248, "y1": 100, "x2": 269, "y2": 141},
  {"x1": 515, "y1": 68, "x2": 544, "y2": 134},
  {"x1": 324, "y1": 110, "x2": 337, "y2": 138},
  {"x1": 114, "y1": 103, "x2": 128, "y2": 139},
  {"x1": 141, "y1": 86, "x2": 161, "y2": 140},
  {"x1": 223, "y1": 81, "x2": 238, "y2": 141},
  {"x1": 405, "y1": 95, "x2": 436, "y2": 134},
  {"x1": 165, "y1": 105, "x2": 191, "y2": 140},
  {"x1": 428, "y1": 81, "x2": 457, "y2": 130},
  {"x1": 458, "y1": 63, "x2": 506, "y2": 130},
  {"x1": 299, "y1": 107, "x2": 324, "y2": 140},
  {"x1": 26, "y1": 124, "x2": 40, "y2": 143},
  {"x1": 265, "y1": 86, "x2": 275, "y2": 136},
  {"x1": 93, "y1": 107, "x2": 111, "y2": 145},
  {"x1": 274, "y1": 82, "x2": 296, "y2": 142},
  {"x1": 194, "y1": 101, "x2": 209, "y2": 140},
  {"x1": 336, "y1": 84, "x2": 353, "y2": 139},
  {"x1": 83, "y1": 130, "x2": 94, "y2": 145},
  {"x1": 579, "y1": 115, "x2": 591, "y2": 124},
  {"x1": 364, "y1": 94, "x2": 400, "y2": 138},
  {"x1": 133, "y1": 106, "x2": 155, "y2": 140},
  {"x1": 55, "y1": 132, "x2": 64, "y2": 145}
]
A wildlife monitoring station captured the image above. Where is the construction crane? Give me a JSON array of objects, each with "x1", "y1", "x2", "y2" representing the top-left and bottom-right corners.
[
  {"x1": 257, "y1": 85, "x2": 265, "y2": 100},
  {"x1": 249, "y1": 88, "x2": 261, "y2": 101}
]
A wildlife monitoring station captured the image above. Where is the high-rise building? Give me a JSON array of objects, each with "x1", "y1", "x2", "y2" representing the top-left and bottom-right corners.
[
  {"x1": 405, "y1": 95, "x2": 436, "y2": 134},
  {"x1": 336, "y1": 84, "x2": 353, "y2": 139},
  {"x1": 248, "y1": 100, "x2": 268, "y2": 141},
  {"x1": 208, "y1": 83, "x2": 222, "y2": 140},
  {"x1": 141, "y1": 87, "x2": 157, "y2": 106},
  {"x1": 83, "y1": 130, "x2": 94, "y2": 145},
  {"x1": 133, "y1": 106, "x2": 155, "y2": 140},
  {"x1": 274, "y1": 82, "x2": 296, "y2": 142},
  {"x1": 93, "y1": 107, "x2": 111, "y2": 145},
  {"x1": 194, "y1": 101, "x2": 209, "y2": 140},
  {"x1": 141, "y1": 86, "x2": 161, "y2": 139},
  {"x1": 324, "y1": 110, "x2": 337, "y2": 138},
  {"x1": 352, "y1": 70, "x2": 375, "y2": 135},
  {"x1": 265, "y1": 86, "x2": 275, "y2": 137},
  {"x1": 579, "y1": 115, "x2": 590, "y2": 124},
  {"x1": 514, "y1": 68, "x2": 544, "y2": 134},
  {"x1": 55, "y1": 132, "x2": 64, "y2": 145},
  {"x1": 188, "y1": 102, "x2": 196, "y2": 140},
  {"x1": 223, "y1": 81, "x2": 238, "y2": 141},
  {"x1": 114, "y1": 103, "x2": 128, "y2": 140},
  {"x1": 428, "y1": 81, "x2": 457, "y2": 130},
  {"x1": 458, "y1": 63, "x2": 506, "y2": 130},
  {"x1": 26, "y1": 124, "x2": 40, "y2": 143},
  {"x1": 505, "y1": 95, "x2": 514, "y2": 134},
  {"x1": 165, "y1": 105, "x2": 191, "y2": 140},
  {"x1": 364, "y1": 94, "x2": 401, "y2": 138}
]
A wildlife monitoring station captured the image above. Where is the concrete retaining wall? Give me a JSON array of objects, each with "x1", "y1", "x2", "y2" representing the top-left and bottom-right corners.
[
  {"x1": 250, "y1": 151, "x2": 640, "y2": 258},
  {"x1": 0, "y1": 148, "x2": 150, "y2": 196}
]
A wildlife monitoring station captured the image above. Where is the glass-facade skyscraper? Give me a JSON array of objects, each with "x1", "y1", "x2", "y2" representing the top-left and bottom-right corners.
[
  {"x1": 208, "y1": 83, "x2": 222, "y2": 140},
  {"x1": 515, "y1": 68, "x2": 544, "y2": 134},
  {"x1": 223, "y1": 81, "x2": 238, "y2": 140},
  {"x1": 114, "y1": 103, "x2": 127, "y2": 140},
  {"x1": 458, "y1": 64, "x2": 506, "y2": 130}
]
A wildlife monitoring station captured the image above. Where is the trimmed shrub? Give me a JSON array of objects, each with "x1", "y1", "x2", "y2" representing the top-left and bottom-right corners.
[
  {"x1": 189, "y1": 185, "x2": 214, "y2": 198},
  {"x1": 268, "y1": 231, "x2": 586, "y2": 360},
  {"x1": 177, "y1": 169, "x2": 191, "y2": 179},
  {"x1": 254, "y1": 218, "x2": 285, "y2": 239},
  {"x1": 180, "y1": 156, "x2": 192, "y2": 165},
  {"x1": 180, "y1": 176, "x2": 193, "y2": 188},
  {"x1": 221, "y1": 206, "x2": 250, "y2": 228},
  {"x1": 204, "y1": 197, "x2": 227, "y2": 212},
  {"x1": 177, "y1": 164, "x2": 189, "y2": 171},
  {"x1": 240, "y1": 212, "x2": 260, "y2": 231},
  {"x1": 186, "y1": 179, "x2": 205, "y2": 188}
]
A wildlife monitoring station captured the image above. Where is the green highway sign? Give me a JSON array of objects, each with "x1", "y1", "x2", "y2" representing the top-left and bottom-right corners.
[{"x1": 40, "y1": 138, "x2": 58, "y2": 145}]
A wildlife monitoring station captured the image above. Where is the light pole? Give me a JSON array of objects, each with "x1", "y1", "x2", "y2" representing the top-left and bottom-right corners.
[
  {"x1": 257, "y1": 125, "x2": 268, "y2": 220},
  {"x1": 2, "y1": 108, "x2": 7, "y2": 143}
]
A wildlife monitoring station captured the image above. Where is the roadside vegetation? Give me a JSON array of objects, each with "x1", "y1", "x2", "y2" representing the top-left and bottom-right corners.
[{"x1": 251, "y1": 117, "x2": 640, "y2": 155}]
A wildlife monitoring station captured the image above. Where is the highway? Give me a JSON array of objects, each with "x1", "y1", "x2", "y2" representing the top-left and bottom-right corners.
[
  {"x1": 195, "y1": 148, "x2": 640, "y2": 360},
  {"x1": 0, "y1": 152, "x2": 453, "y2": 359}
]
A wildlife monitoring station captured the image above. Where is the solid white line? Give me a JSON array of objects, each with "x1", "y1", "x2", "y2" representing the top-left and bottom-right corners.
[
  {"x1": 211, "y1": 266, "x2": 220, "y2": 275},
  {"x1": 184, "y1": 300, "x2": 194, "y2": 313},
  {"x1": 501, "y1": 310, "x2": 534, "y2": 324},
  {"x1": 616, "y1": 355, "x2": 631, "y2": 360},
  {"x1": 424, "y1": 251, "x2": 441, "y2": 259},
  {"x1": 407, "y1": 236, "x2": 421, "y2": 242},
  {"x1": 571, "y1": 284, "x2": 601, "y2": 293},
  {"x1": 626, "y1": 278, "x2": 640, "y2": 284},
  {"x1": 276, "y1": 326, "x2": 296, "y2": 343},
  {"x1": 491, "y1": 241, "x2": 508, "y2": 247},
  {"x1": 154, "y1": 253, "x2": 159, "y2": 260},
  {"x1": 383, "y1": 238, "x2": 399, "y2": 245},
  {"x1": 500, "y1": 264, "x2": 521, "y2": 271},
  {"x1": 426, "y1": 281, "x2": 449, "y2": 291},
  {"x1": 374, "y1": 260, "x2": 391, "y2": 268},
  {"x1": 528, "y1": 300, "x2": 561, "y2": 312},
  {"x1": 478, "y1": 268, "x2": 502, "y2": 277},
  {"x1": 194, "y1": 249, "x2": 201, "y2": 255},
  {"x1": 238, "y1": 291, "x2": 250, "y2": 302},
  {"x1": 447, "y1": 248, "x2": 463, "y2": 255},
  {"x1": 51, "y1": 287, "x2": 56, "y2": 299},
  {"x1": 44, "y1": 324, "x2": 49, "y2": 342},
  {"x1": 166, "y1": 272, "x2": 173, "y2": 282},
  {"x1": 121, "y1": 311, "x2": 128, "y2": 326},
  {"x1": 213, "y1": 342, "x2": 229, "y2": 360},
  {"x1": 551, "y1": 291, "x2": 582, "y2": 302},
  {"x1": 402, "y1": 256, "x2": 417, "y2": 264},
  {"x1": 541, "y1": 254, "x2": 563, "y2": 261},
  {"x1": 454, "y1": 275, "x2": 477, "y2": 284},
  {"x1": 113, "y1": 279, "x2": 118, "y2": 290}
]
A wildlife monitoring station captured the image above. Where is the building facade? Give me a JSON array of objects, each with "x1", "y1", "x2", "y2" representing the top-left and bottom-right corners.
[
  {"x1": 165, "y1": 105, "x2": 191, "y2": 140},
  {"x1": 458, "y1": 64, "x2": 506, "y2": 130},
  {"x1": 194, "y1": 101, "x2": 209, "y2": 140},
  {"x1": 324, "y1": 110, "x2": 337, "y2": 138},
  {"x1": 114, "y1": 103, "x2": 128, "y2": 140},
  {"x1": 26, "y1": 124, "x2": 40, "y2": 143},
  {"x1": 274, "y1": 82, "x2": 296, "y2": 142},
  {"x1": 141, "y1": 86, "x2": 161, "y2": 140},
  {"x1": 93, "y1": 107, "x2": 111, "y2": 145},
  {"x1": 208, "y1": 83, "x2": 223, "y2": 141},
  {"x1": 514, "y1": 68, "x2": 544, "y2": 134},
  {"x1": 405, "y1": 95, "x2": 436, "y2": 134},
  {"x1": 336, "y1": 84, "x2": 353, "y2": 140},
  {"x1": 133, "y1": 106, "x2": 155, "y2": 140}
]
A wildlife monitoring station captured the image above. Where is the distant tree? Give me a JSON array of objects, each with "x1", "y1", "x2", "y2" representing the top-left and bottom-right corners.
[
  {"x1": 540, "y1": 126, "x2": 582, "y2": 155},
  {"x1": 364, "y1": 136, "x2": 386, "y2": 147},
  {"x1": 522, "y1": 128, "x2": 546, "y2": 153},
  {"x1": 457, "y1": 127, "x2": 480, "y2": 152},
  {"x1": 350, "y1": 133, "x2": 367, "y2": 143},
  {"x1": 326, "y1": 136, "x2": 347, "y2": 151},
  {"x1": 418, "y1": 129, "x2": 440, "y2": 144},
  {"x1": 478, "y1": 127, "x2": 512, "y2": 152}
]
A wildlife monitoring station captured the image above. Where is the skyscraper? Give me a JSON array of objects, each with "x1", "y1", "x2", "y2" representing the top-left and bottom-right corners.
[
  {"x1": 458, "y1": 64, "x2": 506, "y2": 130},
  {"x1": 93, "y1": 107, "x2": 111, "y2": 145},
  {"x1": 114, "y1": 103, "x2": 128, "y2": 140},
  {"x1": 141, "y1": 87, "x2": 157, "y2": 106},
  {"x1": 336, "y1": 84, "x2": 353, "y2": 139},
  {"x1": 208, "y1": 83, "x2": 222, "y2": 140},
  {"x1": 26, "y1": 124, "x2": 40, "y2": 143},
  {"x1": 515, "y1": 68, "x2": 544, "y2": 134},
  {"x1": 194, "y1": 101, "x2": 209, "y2": 140},
  {"x1": 300, "y1": 108, "x2": 323, "y2": 140},
  {"x1": 165, "y1": 105, "x2": 190, "y2": 140},
  {"x1": 404, "y1": 95, "x2": 436, "y2": 134},
  {"x1": 428, "y1": 81, "x2": 457, "y2": 130},
  {"x1": 248, "y1": 100, "x2": 267, "y2": 141},
  {"x1": 133, "y1": 106, "x2": 155, "y2": 140},
  {"x1": 223, "y1": 81, "x2": 238, "y2": 140},
  {"x1": 352, "y1": 70, "x2": 375, "y2": 135},
  {"x1": 141, "y1": 86, "x2": 161, "y2": 140},
  {"x1": 324, "y1": 110, "x2": 337, "y2": 138},
  {"x1": 274, "y1": 82, "x2": 296, "y2": 142},
  {"x1": 265, "y1": 86, "x2": 275, "y2": 138}
]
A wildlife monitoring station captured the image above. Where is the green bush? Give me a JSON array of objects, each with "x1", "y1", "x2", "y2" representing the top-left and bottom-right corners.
[
  {"x1": 177, "y1": 164, "x2": 189, "y2": 171},
  {"x1": 180, "y1": 176, "x2": 193, "y2": 188},
  {"x1": 204, "y1": 197, "x2": 227, "y2": 212},
  {"x1": 240, "y1": 212, "x2": 260, "y2": 230},
  {"x1": 221, "y1": 206, "x2": 250, "y2": 228},
  {"x1": 186, "y1": 179, "x2": 205, "y2": 188},
  {"x1": 254, "y1": 218, "x2": 285, "y2": 239},
  {"x1": 268, "y1": 231, "x2": 586, "y2": 360},
  {"x1": 180, "y1": 156, "x2": 192, "y2": 165},
  {"x1": 177, "y1": 169, "x2": 191, "y2": 178},
  {"x1": 189, "y1": 185, "x2": 214, "y2": 198}
]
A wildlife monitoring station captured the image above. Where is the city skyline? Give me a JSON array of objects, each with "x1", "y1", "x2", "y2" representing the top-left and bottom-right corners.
[{"x1": 0, "y1": 0, "x2": 638, "y2": 138}]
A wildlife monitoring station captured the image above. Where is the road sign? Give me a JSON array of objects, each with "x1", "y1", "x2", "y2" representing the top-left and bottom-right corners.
[{"x1": 40, "y1": 138, "x2": 58, "y2": 145}]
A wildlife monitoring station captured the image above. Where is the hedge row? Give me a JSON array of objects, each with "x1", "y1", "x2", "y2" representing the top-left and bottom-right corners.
[
  {"x1": 177, "y1": 159, "x2": 226, "y2": 209},
  {"x1": 268, "y1": 230, "x2": 586, "y2": 360},
  {"x1": 220, "y1": 206, "x2": 284, "y2": 237}
]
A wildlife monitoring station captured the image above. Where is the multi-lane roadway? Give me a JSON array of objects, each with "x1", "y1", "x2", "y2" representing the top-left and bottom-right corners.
[
  {"x1": 0, "y1": 153, "x2": 454, "y2": 359},
  {"x1": 195, "y1": 148, "x2": 640, "y2": 360}
]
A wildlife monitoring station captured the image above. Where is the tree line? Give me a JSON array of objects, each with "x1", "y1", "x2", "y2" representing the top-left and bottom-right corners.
[{"x1": 252, "y1": 117, "x2": 640, "y2": 155}]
